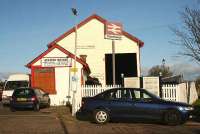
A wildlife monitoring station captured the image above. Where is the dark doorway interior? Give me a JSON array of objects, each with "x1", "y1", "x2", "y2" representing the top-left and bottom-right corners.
[{"x1": 105, "y1": 53, "x2": 138, "y2": 85}]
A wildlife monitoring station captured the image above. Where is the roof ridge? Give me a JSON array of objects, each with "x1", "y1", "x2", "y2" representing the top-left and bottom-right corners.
[{"x1": 47, "y1": 14, "x2": 143, "y2": 48}]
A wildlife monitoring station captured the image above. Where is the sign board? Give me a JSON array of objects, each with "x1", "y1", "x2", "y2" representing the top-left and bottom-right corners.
[
  {"x1": 72, "y1": 75, "x2": 78, "y2": 82},
  {"x1": 105, "y1": 21, "x2": 123, "y2": 40},
  {"x1": 124, "y1": 77, "x2": 140, "y2": 88},
  {"x1": 41, "y1": 57, "x2": 72, "y2": 67},
  {"x1": 143, "y1": 77, "x2": 160, "y2": 96},
  {"x1": 70, "y1": 67, "x2": 78, "y2": 73}
]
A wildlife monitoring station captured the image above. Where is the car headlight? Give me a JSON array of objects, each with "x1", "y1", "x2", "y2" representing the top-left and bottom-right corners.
[{"x1": 179, "y1": 106, "x2": 194, "y2": 111}]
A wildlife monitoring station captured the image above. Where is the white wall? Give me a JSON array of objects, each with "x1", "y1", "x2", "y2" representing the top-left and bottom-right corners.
[
  {"x1": 49, "y1": 67, "x2": 69, "y2": 105},
  {"x1": 177, "y1": 82, "x2": 198, "y2": 104},
  {"x1": 57, "y1": 19, "x2": 140, "y2": 85},
  {"x1": 124, "y1": 77, "x2": 159, "y2": 96},
  {"x1": 143, "y1": 77, "x2": 159, "y2": 96},
  {"x1": 32, "y1": 47, "x2": 83, "y2": 105},
  {"x1": 124, "y1": 77, "x2": 140, "y2": 88}
]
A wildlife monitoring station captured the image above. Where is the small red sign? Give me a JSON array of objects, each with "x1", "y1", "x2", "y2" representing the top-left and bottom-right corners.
[{"x1": 105, "y1": 21, "x2": 123, "y2": 40}]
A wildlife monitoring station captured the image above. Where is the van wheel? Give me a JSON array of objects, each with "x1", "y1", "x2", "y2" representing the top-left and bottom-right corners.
[
  {"x1": 164, "y1": 110, "x2": 181, "y2": 125},
  {"x1": 93, "y1": 109, "x2": 109, "y2": 124},
  {"x1": 34, "y1": 103, "x2": 40, "y2": 111}
]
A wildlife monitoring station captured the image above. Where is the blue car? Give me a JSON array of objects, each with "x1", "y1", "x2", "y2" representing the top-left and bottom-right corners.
[{"x1": 77, "y1": 88, "x2": 193, "y2": 125}]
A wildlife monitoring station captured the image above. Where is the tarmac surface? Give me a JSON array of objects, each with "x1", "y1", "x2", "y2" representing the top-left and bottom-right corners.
[{"x1": 0, "y1": 103, "x2": 200, "y2": 134}]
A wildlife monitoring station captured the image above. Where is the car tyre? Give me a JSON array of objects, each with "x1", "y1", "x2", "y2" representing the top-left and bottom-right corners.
[
  {"x1": 93, "y1": 109, "x2": 110, "y2": 124},
  {"x1": 34, "y1": 103, "x2": 40, "y2": 111},
  {"x1": 47, "y1": 99, "x2": 50, "y2": 108},
  {"x1": 164, "y1": 110, "x2": 182, "y2": 125},
  {"x1": 10, "y1": 106, "x2": 16, "y2": 112}
]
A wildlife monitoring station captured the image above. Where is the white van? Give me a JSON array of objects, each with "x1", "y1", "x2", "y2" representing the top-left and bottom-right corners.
[{"x1": 2, "y1": 74, "x2": 29, "y2": 105}]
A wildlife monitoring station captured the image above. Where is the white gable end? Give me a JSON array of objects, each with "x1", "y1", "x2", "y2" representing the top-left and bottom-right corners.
[{"x1": 56, "y1": 17, "x2": 141, "y2": 85}]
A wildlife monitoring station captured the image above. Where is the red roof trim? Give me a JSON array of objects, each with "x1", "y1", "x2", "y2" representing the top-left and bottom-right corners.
[
  {"x1": 122, "y1": 31, "x2": 144, "y2": 47},
  {"x1": 48, "y1": 14, "x2": 144, "y2": 48},
  {"x1": 26, "y1": 44, "x2": 90, "y2": 71}
]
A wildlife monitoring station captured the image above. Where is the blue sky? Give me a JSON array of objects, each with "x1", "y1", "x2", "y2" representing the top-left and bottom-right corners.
[{"x1": 0, "y1": 0, "x2": 199, "y2": 79}]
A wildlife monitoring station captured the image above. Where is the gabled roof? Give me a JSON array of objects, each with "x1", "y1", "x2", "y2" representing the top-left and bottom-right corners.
[
  {"x1": 26, "y1": 44, "x2": 90, "y2": 72},
  {"x1": 48, "y1": 14, "x2": 144, "y2": 48}
]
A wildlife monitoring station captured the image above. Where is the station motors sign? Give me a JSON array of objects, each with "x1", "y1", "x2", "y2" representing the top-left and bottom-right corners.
[{"x1": 41, "y1": 57, "x2": 72, "y2": 67}]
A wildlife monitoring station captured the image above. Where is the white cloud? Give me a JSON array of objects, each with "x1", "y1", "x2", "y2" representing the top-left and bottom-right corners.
[
  {"x1": 142, "y1": 63, "x2": 200, "y2": 81},
  {"x1": 141, "y1": 67, "x2": 149, "y2": 76},
  {"x1": 170, "y1": 63, "x2": 200, "y2": 80}
]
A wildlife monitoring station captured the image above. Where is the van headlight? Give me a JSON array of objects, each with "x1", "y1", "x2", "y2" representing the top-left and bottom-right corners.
[
  {"x1": 179, "y1": 106, "x2": 194, "y2": 111},
  {"x1": 2, "y1": 95, "x2": 8, "y2": 99}
]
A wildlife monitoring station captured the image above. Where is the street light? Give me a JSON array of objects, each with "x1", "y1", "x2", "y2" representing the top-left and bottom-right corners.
[
  {"x1": 71, "y1": 7, "x2": 78, "y2": 116},
  {"x1": 159, "y1": 72, "x2": 162, "y2": 98},
  {"x1": 121, "y1": 73, "x2": 124, "y2": 87}
]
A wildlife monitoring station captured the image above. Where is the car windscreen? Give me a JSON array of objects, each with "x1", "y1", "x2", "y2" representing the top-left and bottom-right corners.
[
  {"x1": 4, "y1": 81, "x2": 29, "y2": 90},
  {"x1": 13, "y1": 89, "x2": 34, "y2": 97}
]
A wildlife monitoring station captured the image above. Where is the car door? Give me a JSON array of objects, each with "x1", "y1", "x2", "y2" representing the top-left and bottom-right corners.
[
  {"x1": 130, "y1": 89, "x2": 163, "y2": 120},
  {"x1": 107, "y1": 88, "x2": 133, "y2": 119}
]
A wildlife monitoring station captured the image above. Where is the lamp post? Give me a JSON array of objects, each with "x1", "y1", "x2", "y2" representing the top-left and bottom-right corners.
[
  {"x1": 71, "y1": 8, "x2": 78, "y2": 116},
  {"x1": 121, "y1": 73, "x2": 124, "y2": 87},
  {"x1": 159, "y1": 72, "x2": 162, "y2": 98}
]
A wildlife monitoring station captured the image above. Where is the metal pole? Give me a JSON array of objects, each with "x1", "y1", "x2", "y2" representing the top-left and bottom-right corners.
[
  {"x1": 112, "y1": 40, "x2": 116, "y2": 85},
  {"x1": 72, "y1": 9, "x2": 78, "y2": 116},
  {"x1": 159, "y1": 72, "x2": 162, "y2": 98}
]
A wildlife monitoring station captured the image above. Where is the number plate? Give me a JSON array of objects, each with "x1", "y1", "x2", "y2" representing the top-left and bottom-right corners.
[{"x1": 17, "y1": 98, "x2": 27, "y2": 101}]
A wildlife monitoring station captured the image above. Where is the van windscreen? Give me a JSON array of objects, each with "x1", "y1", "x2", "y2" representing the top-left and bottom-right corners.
[{"x1": 4, "y1": 81, "x2": 29, "y2": 90}]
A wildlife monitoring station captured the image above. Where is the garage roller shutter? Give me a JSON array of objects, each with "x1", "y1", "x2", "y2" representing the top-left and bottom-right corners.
[{"x1": 32, "y1": 68, "x2": 56, "y2": 94}]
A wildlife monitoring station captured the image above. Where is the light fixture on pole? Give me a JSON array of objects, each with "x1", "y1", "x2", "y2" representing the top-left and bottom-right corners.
[
  {"x1": 71, "y1": 7, "x2": 78, "y2": 116},
  {"x1": 121, "y1": 73, "x2": 124, "y2": 87}
]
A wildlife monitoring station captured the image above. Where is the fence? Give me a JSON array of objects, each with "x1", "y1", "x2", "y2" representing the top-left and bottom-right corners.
[
  {"x1": 81, "y1": 85, "x2": 121, "y2": 97},
  {"x1": 162, "y1": 84, "x2": 177, "y2": 101},
  {"x1": 161, "y1": 82, "x2": 198, "y2": 103},
  {"x1": 74, "y1": 85, "x2": 121, "y2": 113},
  {"x1": 74, "y1": 82, "x2": 198, "y2": 113}
]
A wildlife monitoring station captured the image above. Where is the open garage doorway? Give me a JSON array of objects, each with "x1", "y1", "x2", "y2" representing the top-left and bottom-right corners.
[{"x1": 105, "y1": 53, "x2": 138, "y2": 85}]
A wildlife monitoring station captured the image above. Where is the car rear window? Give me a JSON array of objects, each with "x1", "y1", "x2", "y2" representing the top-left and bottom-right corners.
[{"x1": 13, "y1": 88, "x2": 34, "y2": 97}]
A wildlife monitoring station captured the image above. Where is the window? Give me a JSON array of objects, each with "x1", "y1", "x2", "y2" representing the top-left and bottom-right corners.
[
  {"x1": 39, "y1": 89, "x2": 45, "y2": 95},
  {"x1": 34, "y1": 89, "x2": 42, "y2": 96},
  {"x1": 115, "y1": 89, "x2": 131, "y2": 100},
  {"x1": 5, "y1": 81, "x2": 29, "y2": 90},
  {"x1": 14, "y1": 88, "x2": 34, "y2": 97},
  {"x1": 131, "y1": 89, "x2": 152, "y2": 100},
  {"x1": 98, "y1": 89, "x2": 131, "y2": 100},
  {"x1": 102, "y1": 90, "x2": 116, "y2": 100}
]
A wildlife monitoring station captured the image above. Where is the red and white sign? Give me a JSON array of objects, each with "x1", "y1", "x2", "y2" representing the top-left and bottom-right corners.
[
  {"x1": 41, "y1": 57, "x2": 72, "y2": 67},
  {"x1": 105, "y1": 21, "x2": 123, "y2": 40}
]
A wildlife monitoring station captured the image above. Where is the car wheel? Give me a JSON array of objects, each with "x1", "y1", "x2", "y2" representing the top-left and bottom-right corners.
[
  {"x1": 47, "y1": 99, "x2": 50, "y2": 108},
  {"x1": 10, "y1": 106, "x2": 16, "y2": 112},
  {"x1": 34, "y1": 103, "x2": 40, "y2": 111},
  {"x1": 93, "y1": 109, "x2": 110, "y2": 124},
  {"x1": 164, "y1": 110, "x2": 182, "y2": 125}
]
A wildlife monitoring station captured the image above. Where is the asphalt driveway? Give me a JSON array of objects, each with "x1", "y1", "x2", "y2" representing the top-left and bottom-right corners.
[
  {"x1": 0, "y1": 103, "x2": 200, "y2": 134},
  {"x1": 0, "y1": 103, "x2": 66, "y2": 134}
]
